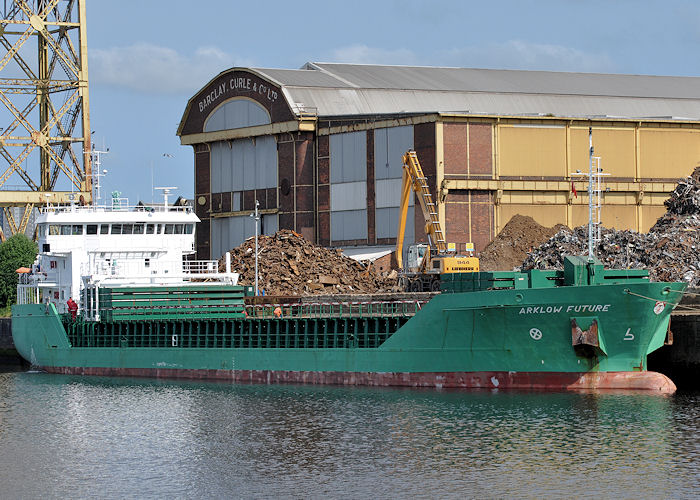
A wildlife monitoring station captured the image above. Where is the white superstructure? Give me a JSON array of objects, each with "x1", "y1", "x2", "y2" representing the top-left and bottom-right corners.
[{"x1": 18, "y1": 198, "x2": 238, "y2": 315}]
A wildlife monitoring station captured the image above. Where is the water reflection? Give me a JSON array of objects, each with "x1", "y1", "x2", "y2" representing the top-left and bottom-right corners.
[{"x1": 0, "y1": 373, "x2": 697, "y2": 498}]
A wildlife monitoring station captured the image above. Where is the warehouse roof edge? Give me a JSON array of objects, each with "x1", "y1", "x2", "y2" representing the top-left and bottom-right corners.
[{"x1": 179, "y1": 62, "x2": 700, "y2": 135}]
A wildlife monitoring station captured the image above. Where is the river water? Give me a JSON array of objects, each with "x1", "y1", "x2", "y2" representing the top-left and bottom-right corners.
[{"x1": 0, "y1": 371, "x2": 697, "y2": 499}]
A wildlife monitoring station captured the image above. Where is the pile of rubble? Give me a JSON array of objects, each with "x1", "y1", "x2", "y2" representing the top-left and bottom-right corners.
[
  {"x1": 218, "y1": 230, "x2": 400, "y2": 296},
  {"x1": 479, "y1": 214, "x2": 567, "y2": 271},
  {"x1": 522, "y1": 167, "x2": 700, "y2": 286}
]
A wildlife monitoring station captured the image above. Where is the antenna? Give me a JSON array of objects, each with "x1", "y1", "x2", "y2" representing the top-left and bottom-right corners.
[
  {"x1": 154, "y1": 187, "x2": 177, "y2": 207},
  {"x1": 91, "y1": 146, "x2": 109, "y2": 204},
  {"x1": 571, "y1": 127, "x2": 609, "y2": 261}
]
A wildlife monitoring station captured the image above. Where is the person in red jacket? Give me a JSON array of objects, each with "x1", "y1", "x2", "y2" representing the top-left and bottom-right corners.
[{"x1": 66, "y1": 297, "x2": 78, "y2": 321}]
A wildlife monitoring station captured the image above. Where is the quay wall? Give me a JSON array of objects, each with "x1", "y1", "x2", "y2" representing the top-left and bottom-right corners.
[
  {"x1": 648, "y1": 289, "x2": 700, "y2": 390},
  {"x1": 0, "y1": 318, "x2": 11, "y2": 347},
  {"x1": 0, "y1": 317, "x2": 23, "y2": 367}
]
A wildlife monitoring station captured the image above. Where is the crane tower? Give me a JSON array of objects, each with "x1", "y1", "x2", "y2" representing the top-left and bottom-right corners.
[{"x1": 0, "y1": 0, "x2": 91, "y2": 240}]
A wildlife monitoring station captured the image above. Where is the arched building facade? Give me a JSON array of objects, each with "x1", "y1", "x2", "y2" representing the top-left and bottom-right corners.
[{"x1": 178, "y1": 63, "x2": 700, "y2": 261}]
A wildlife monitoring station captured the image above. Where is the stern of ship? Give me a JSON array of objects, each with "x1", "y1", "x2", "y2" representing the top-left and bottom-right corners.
[{"x1": 11, "y1": 303, "x2": 70, "y2": 368}]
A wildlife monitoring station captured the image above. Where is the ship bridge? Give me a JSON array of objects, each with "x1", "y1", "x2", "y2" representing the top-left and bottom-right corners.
[{"x1": 17, "y1": 200, "x2": 238, "y2": 314}]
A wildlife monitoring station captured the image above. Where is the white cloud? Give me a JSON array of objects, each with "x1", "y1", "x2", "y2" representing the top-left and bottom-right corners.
[
  {"x1": 446, "y1": 40, "x2": 615, "y2": 73},
  {"x1": 329, "y1": 44, "x2": 419, "y2": 65},
  {"x1": 89, "y1": 43, "x2": 245, "y2": 94},
  {"x1": 327, "y1": 40, "x2": 615, "y2": 73}
]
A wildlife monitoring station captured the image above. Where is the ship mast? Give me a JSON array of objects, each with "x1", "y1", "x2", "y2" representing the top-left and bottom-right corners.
[
  {"x1": 588, "y1": 127, "x2": 594, "y2": 261},
  {"x1": 571, "y1": 127, "x2": 608, "y2": 262}
]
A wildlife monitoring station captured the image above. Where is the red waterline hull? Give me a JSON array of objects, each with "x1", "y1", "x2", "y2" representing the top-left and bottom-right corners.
[{"x1": 40, "y1": 366, "x2": 677, "y2": 393}]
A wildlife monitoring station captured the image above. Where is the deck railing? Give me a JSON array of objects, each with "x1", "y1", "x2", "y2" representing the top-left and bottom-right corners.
[
  {"x1": 183, "y1": 260, "x2": 221, "y2": 274},
  {"x1": 16, "y1": 284, "x2": 40, "y2": 305},
  {"x1": 245, "y1": 300, "x2": 427, "y2": 319},
  {"x1": 38, "y1": 203, "x2": 192, "y2": 214}
]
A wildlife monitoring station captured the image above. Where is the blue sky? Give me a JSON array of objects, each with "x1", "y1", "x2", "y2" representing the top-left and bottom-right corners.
[{"x1": 86, "y1": 0, "x2": 700, "y2": 203}]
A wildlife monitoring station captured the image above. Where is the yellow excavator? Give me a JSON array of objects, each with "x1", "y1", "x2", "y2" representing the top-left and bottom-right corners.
[{"x1": 396, "y1": 150, "x2": 479, "y2": 291}]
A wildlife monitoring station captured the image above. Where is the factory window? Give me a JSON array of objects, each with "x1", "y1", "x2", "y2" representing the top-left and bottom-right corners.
[
  {"x1": 204, "y1": 98, "x2": 270, "y2": 132},
  {"x1": 330, "y1": 131, "x2": 366, "y2": 183},
  {"x1": 329, "y1": 131, "x2": 368, "y2": 243},
  {"x1": 331, "y1": 210, "x2": 367, "y2": 241},
  {"x1": 374, "y1": 126, "x2": 414, "y2": 180},
  {"x1": 211, "y1": 214, "x2": 277, "y2": 260},
  {"x1": 86, "y1": 224, "x2": 98, "y2": 235},
  {"x1": 374, "y1": 126, "x2": 415, "y2": 243},
  {"x1": 210, "y1": 135, "x2": 277, "y2": 194}
]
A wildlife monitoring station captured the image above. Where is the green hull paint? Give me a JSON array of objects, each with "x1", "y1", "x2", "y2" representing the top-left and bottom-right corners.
[{"x1": 12, "y1": 280, "x2": 685, "y2": 378}]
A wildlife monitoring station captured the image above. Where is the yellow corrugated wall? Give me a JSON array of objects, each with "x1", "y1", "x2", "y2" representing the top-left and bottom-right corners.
[
  {"x1": 570, "y1": 126, "x2": 636, "y2": 178},
  {"x1": 490, "y1": 120, "x2": 700, "y2": 235},
  {"x1": 498, "y1": 126, "x2": 567, "y2": 177},
  {"x1": 439, "y1": 117, "x2": 700, "y2": 245},
  {"x1": 640, "y1": 128, "x2": 700, "y2": 179}
]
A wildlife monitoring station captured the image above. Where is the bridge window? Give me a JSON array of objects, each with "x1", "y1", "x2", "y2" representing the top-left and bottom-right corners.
[
  {"x1": 146, "y1": 224, "x2": 155, "y2": 234},
  {"x1": 133, "y1": 224, "x2": 144, "y2": 234},
  {"x1": 60, "y1": 225, "x2": 71, "y2": 235},
  {"x1": 185, "y1": 224, "x2": 193, "y2": 234},
  {"x1": 49, "y1": 224, "x2": 60, "y2": 235},
  {"x1": 112, "y1": 224, "x2": 122, "y2": 235},
  {"x1": 164, "y1": 224, "x2": 174, "y2": 234},
  {"x1": 100, "y1": 224, "x2": 109, "y2": 234},
  {"x1": 86, "y1": 224, "x2": 98, "y2": 235}
]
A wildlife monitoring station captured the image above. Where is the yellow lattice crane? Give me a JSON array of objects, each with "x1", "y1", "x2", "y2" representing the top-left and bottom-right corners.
[
  {"x1": 396, "y1": 150, "x2": 479, "y2": 291},
  {"x1": 0, "y1": 0, "x2": 92, "y2": 241}
]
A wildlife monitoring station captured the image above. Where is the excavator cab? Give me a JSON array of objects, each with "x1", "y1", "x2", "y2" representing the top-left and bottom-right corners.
[{"x1": 406, "y1": 244, "x2": 428, "y2": 272}]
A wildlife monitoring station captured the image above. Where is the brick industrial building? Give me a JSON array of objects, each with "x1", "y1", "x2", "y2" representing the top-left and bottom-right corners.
[{"x1": 177, "y1": 63, "x2": 700, "y2": 261}]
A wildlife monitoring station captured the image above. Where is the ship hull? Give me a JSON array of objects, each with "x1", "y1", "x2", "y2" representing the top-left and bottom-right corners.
[
  {"x1": 41, "y1": 365, "x2": 675, "y2": 392},
  {"x1": 12, "y1": 280, "x2": 685, "y2": 392}
]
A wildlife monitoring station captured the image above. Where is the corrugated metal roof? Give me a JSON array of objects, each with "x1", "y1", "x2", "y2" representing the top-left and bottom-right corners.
[
  {"x1": 302, "y1": 63, "x2": 700, "y2": 98},
  {"x1": 250, "y1": 63, "x2": 700, "y2": 120},
  {"x1": 254, "y1": 67, "x2": 354, "y2": 88},
  {"x1": 284, "y1": 87, "x2": 700, "y2": 119}
]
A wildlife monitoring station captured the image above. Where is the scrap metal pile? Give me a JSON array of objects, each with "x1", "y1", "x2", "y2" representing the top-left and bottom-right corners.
[
  {"x1": 219, "y1": 230, "x2": 400, "y2": 295},
  {"x1": 522, "y1": 167, "x2": 700, "y2": 286}
]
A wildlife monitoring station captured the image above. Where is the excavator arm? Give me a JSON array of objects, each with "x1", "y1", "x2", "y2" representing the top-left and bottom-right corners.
[
  {"x1": 396, "y1": 163, "x2": 412, "y2": 270},
  {"x1": 395, "y1": 151, "x2": 446, "y2": 270}
]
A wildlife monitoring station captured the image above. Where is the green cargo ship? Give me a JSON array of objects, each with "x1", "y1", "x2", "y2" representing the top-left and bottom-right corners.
[{"x1": 11, "y1": 200, "x2": 686, "y2": 392}]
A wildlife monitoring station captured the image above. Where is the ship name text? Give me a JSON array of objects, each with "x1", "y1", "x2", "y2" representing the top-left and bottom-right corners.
[{"x1": 518, "y1": 304, "x2": 611, "y2": 314}]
